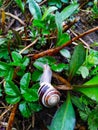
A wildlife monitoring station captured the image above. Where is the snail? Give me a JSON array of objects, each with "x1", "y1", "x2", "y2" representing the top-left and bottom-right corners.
[{"x1": 38, "y1": 64, "x2": 60, "y2": 107}]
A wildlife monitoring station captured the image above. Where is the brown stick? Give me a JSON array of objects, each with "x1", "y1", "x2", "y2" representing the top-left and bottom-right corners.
[
  {"x1": 53, "y1": 72, "x2": 71, "y2": 88},
  {"x1": 32, "y1": 26, "x2": 98, "y2": 59},
  {"x1": 6, "y1": 103, "x2": 18, "y2": 130}
]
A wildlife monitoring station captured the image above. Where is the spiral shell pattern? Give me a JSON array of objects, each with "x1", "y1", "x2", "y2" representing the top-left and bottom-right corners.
[{"x1": 38, "y1": 82, "x2": 60, "y2": 107}]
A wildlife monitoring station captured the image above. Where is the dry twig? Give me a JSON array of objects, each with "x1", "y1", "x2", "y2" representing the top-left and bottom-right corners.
[
  {"x1": 6, "y1": 103, "x2": 18, "y2": 130},
  {"x1": 5, "y1": 12, "x2": 25, "y2": 26}
]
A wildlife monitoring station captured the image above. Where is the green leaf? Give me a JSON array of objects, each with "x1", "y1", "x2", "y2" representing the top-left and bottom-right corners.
[
  {"x1": 14, "y1": 0, "x2": 25, "y2": 13},
  {"x1": 33, "y1": 56, "x2": 56, "y2": 70},
  {"x1": 0, "y1": 38, "x2": 6, "y2": 45},
  {"x1": 28, "y1": 102, "x2": 42, "y2": 112},
  {"x1": 56, "y1": 33, "x2": 70, "y2": 46},
  {"x1": 79, "y1": 66, "x2": 89, "y2": 78},
  {"x1": 4, "y1": 81, "x2": 20, "y2": 96},
  {"x1": 20, "y1": 73, "x2": 31, "y2": 93},
  {"x1": 22, "y1": 57, "x2": 30, "y2": 67},
  {"x1": 69, "y1": 44, "x2": 86, "y2": 80},
  {"x1": 19, "y1": 101, "x2": 32, "y2": 118},
  {"x1": 5, "y1": 68, "x2": 14, "y2": 80},
  {"x1": 50, "y1": 93, "x2": 75, "y2": 130},
  {"x1": 55, "y1": 11, "x2": 62, "y2": 38},
  {"x1": 32, "y1": 70, "x2": 42, "y2": 81},
  {"x1": 28, "y1": 0, "x2": 42, "y2": 19},
  {"x1": 42, "y1": 6, "x2": 57, "y2": 20},
  {"x1": 60, "y1": 49, "x2": 71, "y2": 59},
  {"x1": 0, "y1": 61, "x2": 10, "y2": 70},
  {"x1": 6, "y1": 95, "x2": 21, "y2": 104},
  {"x1": 11, "y1": 51, "x2": 22, "y2": 63},
  {"x1": 51, "y1": 63, "x2": 66, "y2": 72},
  {"x1": 48, "y1": 0, "x2": 62, "y2": 8},
  {"x1": 61, "y1": 3, "x2": 79, "y2": 21},
  {"x1": 76, "y1": 76, "x2": 98, "y2": 102},
  {"x1": 22, "y1": 88, "x2": 38, "y2": 102}
]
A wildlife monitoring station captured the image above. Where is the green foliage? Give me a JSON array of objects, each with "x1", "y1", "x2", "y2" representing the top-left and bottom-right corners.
[
  {"x1": 92, "y1": 0, "x2": 98, "y2": 19},
  {"x1": 76, "y1": 75, "x2": 98, "y2": 102},
  {"x1": 28, "y1": 0, "x2": 42, "y2": 19},
  {"x1": 55, "y1": 4, "x2": 79, "y2": 39},
  {"x1": 48, "y1": 0, "x2": 69, "y2": 8},
  {"x1": 72, "y1": 95, "x2": 98, "y2": 130},
  {"x1": 50, "y1": 93, "x2": 75, "y2": 130},
  {"x1": 69, "y1": 44, "x2": 86, "y2": 80},
  {"x1": 0, "y1": 0, "x2": 3, "y2": 7}
]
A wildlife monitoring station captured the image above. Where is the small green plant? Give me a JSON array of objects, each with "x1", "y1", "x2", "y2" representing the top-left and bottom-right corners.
[{"x1": 92, "y1": 0, "x2": 98, "y2": 19}]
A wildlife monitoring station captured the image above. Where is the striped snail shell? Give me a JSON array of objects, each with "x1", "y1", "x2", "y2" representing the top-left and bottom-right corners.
[{"x1": 38, "y1": 64, "x2": 60, "y2": 107}]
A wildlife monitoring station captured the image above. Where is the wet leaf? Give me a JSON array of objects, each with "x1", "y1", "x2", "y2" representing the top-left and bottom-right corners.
[
  {"x1": 11, "y1": 51, "x2": 22, "y2": 63},
  {"x1": 20, "y1": 73, "x2": 31, "y2": 93},
  {"x1": 28, "y1": 0, "x2": 42, "y2": 19},
  {"x1": 42, "y1": 6, "x2": 57, "y2": 20},
  {"x1": 32, "y1": 70, "x2": 42, "y2": 82},
  {"x1": 6, "y1": 95, "x2": 21, "y2": 104},
  {"x1": 50, "y1": 93, "x2": 75, "y2": 130},
  {"x1": 69, "y1": 44, "x2": 86, "y2": 80},
  {"x1": 51, "y1": 63, "x2": 66, "y2": 72},
  {"x1": 4, "y1": 81, "x2": 20, "y2": 96},
  {"x1": 61, "y1": 3, "x2": 79, "y2": 21},
  {"x1": 60, "y1": 49, "x2": 71, "y2": 59},
  {"x1": 77, "y1": 76, "x2": 98, "y2": 102},
  {"x1": 19, "y1": 101, "x2": 32, "y2": 118}
]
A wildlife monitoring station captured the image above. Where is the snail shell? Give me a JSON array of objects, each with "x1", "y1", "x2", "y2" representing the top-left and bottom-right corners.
[
  {"x1": 38, "y1": 82, "x2": 60, "y2": 107},
  {"x1": 38, "y1": 64, "x2": 60, "y2": 107}
]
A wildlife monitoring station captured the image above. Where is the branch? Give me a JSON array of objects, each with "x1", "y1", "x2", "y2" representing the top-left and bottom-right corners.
[
  {"x1": 32, "y1": 26, "x2": 98, "y2": 59},
  {"x1": 5, "y1": 12, "x2": 25, "y2": 26},
  {"x1": 19, "y1": 38, "x2": 38, "y2": 54}
]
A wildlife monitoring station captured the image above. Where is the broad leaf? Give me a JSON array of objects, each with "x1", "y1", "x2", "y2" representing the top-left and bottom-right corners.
[
  {"x1": 42, "y1": 6, "x2": 57, "y2": 20},
  {"x1": 50, "y1": 93, "x2": 75, "y2": 130},
  {"x1": 69, "y1": 44, "x2": 86, "y2": 80},
  {"x1": 61, "y1": 4, "x2": 79, "y2": 21},
  {"x1": 0, "y1": 38, "x2": 6, "y2": 45},
  {"x1": 19, "y1": 101, "x2": 32, "y2": 118},
  {"x1": 22, "y1": 57, "x2": 30, "y2": 67},
  {"x1": 28, "y1": 102, "x2": 42, "y2": 112},
  {"x1": 22, "y1": 88, "x2": 38, "y2": 102},
  {"x1": 55, "y1": 12, "x2": 62, "y2": 38},
  {"x1": 11, "y1": 51, "x2": 22, "y2": 63},
  {"x1": 51, "y1": 63, "x2": 66, "y2": 72},
  {"x1": 60, "y1": 49, "x2": 71, "y2": 59},
  {"x1": 0, "y1": 61, "x2": 10, "y2": 70},
  {"x1": 4, "y1": 81, "x2": 20, "y2": 96},
  {"x1": 28, "y1": 0, "x2": 42, "y2": 19},
  {"x1": 20, "y1": 73, "x2": 31, "y2": 93},
  {"x1": 6, "y1": 95, "x2": 21, "y2": 104},
  {"x1": 76, "y1": 75, "x2": 98, "y2": 102},
  {"x1": 32, "y1": 70, "x2": 42, "y2": 81}
]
